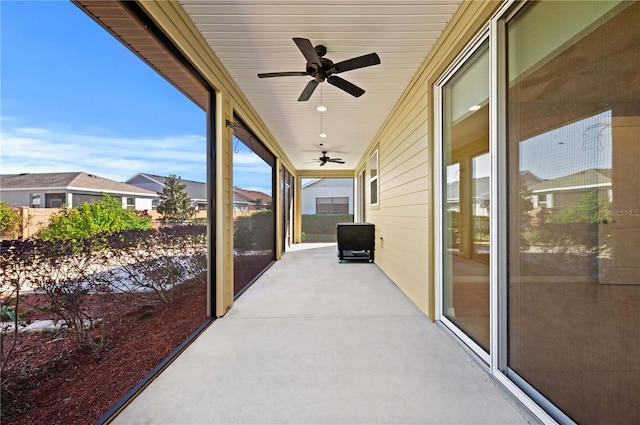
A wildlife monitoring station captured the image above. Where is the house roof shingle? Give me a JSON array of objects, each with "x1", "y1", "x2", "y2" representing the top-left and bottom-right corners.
[
  {"x1": 233, "y1": 188, "x2": 272, "y2": 205},
  {"x1": 129, "y1": 173, "x2": 207, "y2": 200},
  {"x1": 528, "y1": 168, "x2": 612, "y2": 192},
  {"x1": 0, "y1": 172, "x2": 157, "y2": 196}
]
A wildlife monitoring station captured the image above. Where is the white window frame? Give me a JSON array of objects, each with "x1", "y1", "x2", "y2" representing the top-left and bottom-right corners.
[{"x1": 369, "y1": 150, "x2": 379, "y2": 207}]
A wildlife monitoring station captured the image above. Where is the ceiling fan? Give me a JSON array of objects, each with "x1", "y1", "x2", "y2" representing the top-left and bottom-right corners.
[
  {"x1": 316, "y1": 151, "x2": 345, "y2": 166},
  {"x1": 257, "y1": 37, "x2": 381, "y2": 101}
]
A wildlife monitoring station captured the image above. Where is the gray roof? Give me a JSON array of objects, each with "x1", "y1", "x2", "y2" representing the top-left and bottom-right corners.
[
  {"x1": 0, "y1": 172, "x2": 157, "y2": 196},
  {"x1": 528, "y1": 169, "x2": 611, "y2": 192},
  {"x1": 128, "y1": 173, "x2": 207, "y2": 200}
]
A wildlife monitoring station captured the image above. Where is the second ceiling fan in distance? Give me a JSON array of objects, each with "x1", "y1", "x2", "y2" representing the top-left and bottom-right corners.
[
  {"x1": 257, "y1": 37, "x2": 381, "y2": 101},
  {"x1": 316, "y1": 151, "x2": 345, "y2": 166}
]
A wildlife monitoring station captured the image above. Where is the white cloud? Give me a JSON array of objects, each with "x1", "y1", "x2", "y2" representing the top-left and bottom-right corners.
[{"x1": 0, "y1": 122, "x2": 207, "y2": 182}]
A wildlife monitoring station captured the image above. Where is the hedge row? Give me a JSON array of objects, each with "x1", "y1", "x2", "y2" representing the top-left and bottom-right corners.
[{"x1": 301, "y1": 214, "x2": 353, "y2": 241}]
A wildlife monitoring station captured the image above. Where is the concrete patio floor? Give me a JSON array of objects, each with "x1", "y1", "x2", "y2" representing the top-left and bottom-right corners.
[{"x1": 111, "y1": 243, "x2": 539, "y2": 424}]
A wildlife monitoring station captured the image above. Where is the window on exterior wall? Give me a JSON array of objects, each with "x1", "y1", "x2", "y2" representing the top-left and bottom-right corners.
[
  {"x1": 357, "y1": 168, "x2": 365, "y2": 222},
  {"x1": 281, "y1": 168, "x2": 294, "y2": 251},
  {"x1": 126, "y1": 197, "x2": 135, "y2": 210},
  {"x1": 45, "y1": 193, "x2": 65, "y2": 208},
  {"x1": 30, "y1": 193, "x2": 41, "y2": 208},
  {"x1": 316, "y1": 197, "x2": 349, "y2": 214},
  {"x1": 369, "y1": 150, "x2": 379, "y2": 206}
]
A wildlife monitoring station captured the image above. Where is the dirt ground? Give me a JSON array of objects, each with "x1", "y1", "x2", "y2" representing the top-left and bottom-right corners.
[{"x1": 1, "y1": 281, "x2": 208, "y2": 425}]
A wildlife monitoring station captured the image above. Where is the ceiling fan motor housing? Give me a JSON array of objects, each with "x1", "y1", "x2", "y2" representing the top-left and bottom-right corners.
[{"x1": 307, "y1": 57, "x2": 335, "y2": 82}]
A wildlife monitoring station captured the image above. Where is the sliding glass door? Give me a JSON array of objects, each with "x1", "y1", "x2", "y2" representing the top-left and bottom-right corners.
[
  {"x1": 505, "y1": 1, "x2": 640, "y2": 423},
  {"x1": 440, "y1": 39, "x2": 491, "y2": 355},
  {"x1": 438, "y1": 1, "x2": 640, "y2": 423}
]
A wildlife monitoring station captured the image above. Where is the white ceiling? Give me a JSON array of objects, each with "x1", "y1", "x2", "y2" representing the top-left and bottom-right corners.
[{"x1": 177, "y1": 0, "x2": 462, "y2": 171}]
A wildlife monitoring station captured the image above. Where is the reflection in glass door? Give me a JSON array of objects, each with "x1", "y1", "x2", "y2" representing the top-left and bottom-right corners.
[
  {"x1": 472, "y1": 153, "x2": 490, "y2": 264},
  {"x1": 441, "y1": 40, "x2": 490, "y2": 354},
  {"x1": 505, "y1": 1, "x2": 640, "y2": 422}
]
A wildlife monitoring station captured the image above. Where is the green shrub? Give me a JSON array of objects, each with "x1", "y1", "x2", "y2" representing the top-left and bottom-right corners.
[
  {"x1": 301, "y1": 214, "x2": 353, "y2": 242},
  {"x1": 473, "y1": 215, "x2": 490, "y2": 242},
  {"x1": 38, "y1": 195, "x2": 151, "y2": 241},
  {"x1": 234, "y1": 215, "x2": 254, "y2": 254},
  {"x1": 0, "y1": 201, "x2": 21, "y2": 239},
  {"x1": 233, "y1": 210, "x2": 274, "y2": 253}
]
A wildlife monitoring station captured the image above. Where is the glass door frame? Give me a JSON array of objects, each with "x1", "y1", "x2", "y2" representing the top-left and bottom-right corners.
[{"x1": 434, "y1": 25, "x2": 491, "y2": 366}]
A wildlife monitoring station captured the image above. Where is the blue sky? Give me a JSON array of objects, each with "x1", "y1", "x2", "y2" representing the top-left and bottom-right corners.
[{"x1": 1, "y1": 0, "x2": 270, "y2": 194}]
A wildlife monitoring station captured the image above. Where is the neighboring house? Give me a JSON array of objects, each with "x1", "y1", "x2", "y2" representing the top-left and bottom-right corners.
[
  {"x1": 301, "y1": 178, "x2": 353, "y2": 215},
  {"x1": 126, "y1": 174, "x2": 271, "y2": 218},
  {"x1": 233, "y1": 187, "x2": 272, "y2": 218},
  {"x1": 526, "y1": 168, "x2": 612, "y2": 210},
  {"x1": 446, "y1": 176, "x2": 490, "y2": 216},
  {"x1": 126, "y1": 173, "x2": 207, "y2": 211},
  {"x1": 0, "y1": 172, "x2": 158, "y2": 210}
]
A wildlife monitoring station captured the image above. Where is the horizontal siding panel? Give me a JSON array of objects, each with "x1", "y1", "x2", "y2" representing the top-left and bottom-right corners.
[
  {"x1": 381, "y1": 133, "x2": 428, "y2": 180},
  {"x1": 379, "y1": 106, "x2": 426, "y2": 159},
  {"x1": 374, "y1": 214, "x2": 428, "y2": 234},
  {"x1": 373, "y1": 205, "x2": 429, "y2": 222},
  {"x1": 381, "y1": 188, "x2": 429, "y2": 209},
  {"x1": 375, "y1": 241, "x2": 429, "y2": 311},
  {"x1": 382, "y1": 161, "x2": 428, "y2": 193},
  {"x1": 382, "y1": 175, "x2": 428, "y2": 199}
]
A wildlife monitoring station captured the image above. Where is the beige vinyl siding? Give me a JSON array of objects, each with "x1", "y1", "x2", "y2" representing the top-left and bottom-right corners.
[{"x1": 358, "y1": 1, "x2": 500, "y2": 318}]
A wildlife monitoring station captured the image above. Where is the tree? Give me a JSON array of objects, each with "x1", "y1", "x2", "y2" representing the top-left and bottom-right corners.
[
  {"x1": 38, "y1": 194, "x2": 151, "y2": 241},
  {"x1": 157, "y1": 174, "x2": 194, "y2": 223}
]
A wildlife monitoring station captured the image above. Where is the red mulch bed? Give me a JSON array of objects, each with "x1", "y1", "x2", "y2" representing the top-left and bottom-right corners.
[{"x1": 1, "y1": 281, "x2": 209, "y2": 425}]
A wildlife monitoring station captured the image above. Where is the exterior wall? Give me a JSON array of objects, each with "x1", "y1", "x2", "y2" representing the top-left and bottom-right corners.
[
  {"x1": 135, "y1": 197, "x2": 154, "y2": 211},
  {"x1": 1, "y1": 190, "x2": 155, "y2": 211},
  {"x1": 126, "y1": 175, "x2": 164, "y2": 193},
  {"x1": 0, "y1": 191, "x2": 31, "y2": 208},
  {"x1": 356, "y1": 1, "x2": 500, "y2": 318}
]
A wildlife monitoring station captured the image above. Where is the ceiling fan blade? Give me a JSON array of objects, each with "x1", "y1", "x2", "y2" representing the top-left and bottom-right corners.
[
  {"x1": 333, "y1": 53, "x2": 380, "y2": 74},
  {"x1": 298, "y1": 80, "x2": 319, "y2": 101},
  {"x1": 258, "y1": 71, "x2": 307, "y2": 78},
  {"x1": 328, "y1": 158, "x2": 345, "y2": 163},
  {"x1": 293, "y1": 37, "x2": 321, "y2": 65},
  {"x1": 327, "y1": 75, "x2": 365, "y2": 98}
]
